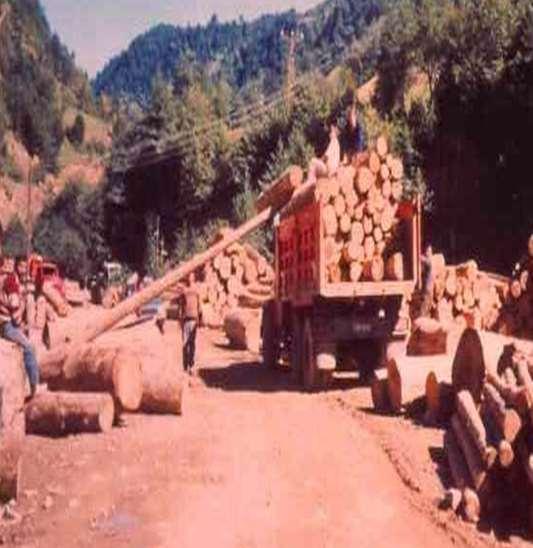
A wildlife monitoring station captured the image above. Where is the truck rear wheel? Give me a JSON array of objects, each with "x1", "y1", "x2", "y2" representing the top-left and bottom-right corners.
[
  {"x1": 290, "y1": 313, "x2": 303, "y2": 383},
  {"x1": 302, "y1": 316, "x2": 319, "y2": 392},
  {"x1": 262, "y1": 301, "x2": 279, "y2": 369}
]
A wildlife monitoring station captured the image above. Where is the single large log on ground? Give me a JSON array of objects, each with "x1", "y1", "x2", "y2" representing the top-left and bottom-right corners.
[
  {"x1": 47, "y1": 344, "x2": 143, "y2": 412},
  {"x1": 25, "y1": 392, "x2": 115, "y2": 436},
  {"x1": 451, "y1": 328, "x2": 485, "y2": 404},
  {"x1": 451, "y1": 413, "x2": 487, "y2": 491},
  {"x1": 224, "y1": 309, "x2": 262, "y2": 353},
  {"x1": 140, "y1": 354, "x2": 184, "y2": 415},
  {"x1": 456, "y1": 390, "x2": 497, "y2": 467}
]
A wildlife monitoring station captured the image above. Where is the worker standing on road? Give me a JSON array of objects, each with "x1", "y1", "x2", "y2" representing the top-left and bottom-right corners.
[
  {"x1": 178, "y1": 273, "x2": 200, "y2": 376},
  {"x1": 420, "y1": 245, "x2": 434, "y2": 318},
  {"x1": 0, "y1": 256, "x2": 40, "y2": 400}
]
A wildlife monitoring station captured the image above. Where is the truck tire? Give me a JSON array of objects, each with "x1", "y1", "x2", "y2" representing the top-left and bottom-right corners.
[
  {"x1": 302, "y1": 316, "x2": 319, "y2": 392},
  {"x1": 290, "y1": 313, "x2": 303, "y2": 383},
  {"x1": 262, "y1": 301, "x2": 279, "y2": 369}
]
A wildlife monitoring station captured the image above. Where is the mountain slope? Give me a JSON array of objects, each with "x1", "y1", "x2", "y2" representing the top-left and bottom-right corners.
[
  {"x1": 0, "y1": 0, "x2": 96, "y2": 170},
  {"x1": 93, "y1": 0, "x2": 384, "y2": 103}
]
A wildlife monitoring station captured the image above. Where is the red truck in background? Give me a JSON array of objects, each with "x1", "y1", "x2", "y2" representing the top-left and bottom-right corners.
[{"x1": 28, "y1": 254, "x2": 65, "y2": 297}]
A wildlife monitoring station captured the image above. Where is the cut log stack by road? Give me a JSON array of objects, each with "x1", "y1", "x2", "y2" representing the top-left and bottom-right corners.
[
  {"x1": 424, "y1": 258, "x2": 504, "y2": 333},
  {"x1": 497, "y1": 234, "x2": 533, "y2": 340},
  {"x1": 443, "y1": 342, "x2": 533, "y2": 528},
  {"x1": 316, "y1": 137, "x2": 407, "y2": 284},
  {"x1": 196, "y1": 235, "x2": 274, "y2": 330}
]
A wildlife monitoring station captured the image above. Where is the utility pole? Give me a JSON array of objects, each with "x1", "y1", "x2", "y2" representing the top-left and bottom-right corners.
[{"x1": 281, "y1": 28, "x2": 302, "y2": 107}]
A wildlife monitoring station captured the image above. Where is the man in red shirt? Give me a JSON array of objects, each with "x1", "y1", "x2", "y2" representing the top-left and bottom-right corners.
[{"x1": 0, "y1": 256, "x2": 40, "y2": 399}]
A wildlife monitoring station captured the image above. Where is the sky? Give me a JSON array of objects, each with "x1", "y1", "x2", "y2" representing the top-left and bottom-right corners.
[{"x1": 41, "y1": 1, "x2": 322, "y2": 78}]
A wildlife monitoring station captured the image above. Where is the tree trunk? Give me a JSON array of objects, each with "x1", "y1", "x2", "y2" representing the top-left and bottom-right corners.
[
  {"x1": 456, "y1": 390, "x2": 496, "y2": 467},
  {"x1": 46, "y1": 344, "x2": 143, "y2": 413},
  {"x1": 224, "y1": 309, "x2": 262, "y2": 353},
  {"x1": 451, "y1": 328, "x2": 485, "y2": 404},
  {"x1": 451, "y1": 413, "x2": 487, "y2": 491},
  {"x1": 482, "y1": 382, "x2": 522, "y2": 443},
  {"x1": 140, "y1": 354, "x2": 184, "y2": 416},
  {"x1": 407, "y1": 318, "x2": 448, "y2": 356},
  {"x1": 25, "y1": 392, "x2": 115, "y2": 436}
]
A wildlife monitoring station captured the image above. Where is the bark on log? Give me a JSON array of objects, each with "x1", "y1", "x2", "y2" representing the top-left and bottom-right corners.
[
  {"x1": 140, "y1": 354, "x2": 184, "y2": 415},
  {"x1": 451, "y1": 413, "x2": 487, "y2": 491},
  {"x1": 486, "y1": 372, "x2": 530, "y2": 417},
  {"x1": 256, "y1": 166, "x2": 303, "y2": 212},
  {"x1": 25, "y1": 392, "x2": 115, "y2": 436},
  {"x1": 482, "y1": 382, "x2": 522, "y2": 443},
  {"x1": 47, "y1": 344, "x2": 143, "y2": 412},
  {"x1": 456, "y1": 390, "x2": 497, "y2": 467},
  {"x1": 224, "y1": 309, "x2": 262, "y2": 353},
  {"x1": 407, "y1": 318, "x2": 447, "y2": 356},
  {"x1": 451, "y1": 328, "x2": 485, "y2": 404}
]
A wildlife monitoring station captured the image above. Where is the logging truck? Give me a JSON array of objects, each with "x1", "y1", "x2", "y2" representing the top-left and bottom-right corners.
[{"x1": 261, "y1": 172, "x2": 423, "y2": 391}]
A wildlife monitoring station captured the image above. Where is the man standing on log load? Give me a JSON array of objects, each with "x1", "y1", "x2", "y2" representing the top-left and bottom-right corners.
[
  {"x1": 345, "y1": 102, "x2": 366, "y2": 164},
  {"x1": 178, "y1": 273, "x2": 200, "y2": 376},
  {"x1": 305, "y1": 124, "x2": 341, "y2": 185},
  {"x1": 0, "y1": 256, "x2": 40, "y2": 400}
]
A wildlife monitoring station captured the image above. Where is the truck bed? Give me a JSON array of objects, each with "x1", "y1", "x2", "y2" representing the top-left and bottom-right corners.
[{"x1": 276, "y1": 185, "x2": 422, "y2": 307}]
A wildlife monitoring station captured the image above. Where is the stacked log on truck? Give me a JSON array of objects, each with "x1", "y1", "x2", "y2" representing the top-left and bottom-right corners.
[{"x1": 315, "y1": 138, "x2": 409, "y2": 284}]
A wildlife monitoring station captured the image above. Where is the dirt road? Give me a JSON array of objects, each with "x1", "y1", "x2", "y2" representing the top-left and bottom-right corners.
[{"x1": 10, "y1": 326, "x2": 476, "y2": 547}]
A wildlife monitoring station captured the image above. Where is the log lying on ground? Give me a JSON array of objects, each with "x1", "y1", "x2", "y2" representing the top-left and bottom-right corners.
[
  {"x1": 25, "y1": 392, "x2": 115, "y2": 436},
  {"x1": 370, "y1": 369, "x2": 390, "y2": 412},
  {"x1": 456, "y1": 390, "x2": 497, "y2": 467},
  {"x1": 451, "y1": 413, "x2": 487, "y2": 491},
  {"x1": 46, "y1": 344, "x2": 143, "y2": 412},
  {"x1": 451, "y1": 328, "x2": 485, "y2": 404},
  {"x1": 140, "y1": 353, "x2": 184, "y2": 415},
  {"x1": 223, "y1": 309, "x2": 262, "y2": 353},
  {"x1": 425, "y1": 373, "x2": 454, "y2": 425},
  {"x1": 482, "y1": 382, "x2": 522, "y2": 443}
]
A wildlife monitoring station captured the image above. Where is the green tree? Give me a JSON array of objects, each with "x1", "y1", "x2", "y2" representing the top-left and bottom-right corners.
[{"x1": 2, "y1": 215, "x2": 29, "y2": 257}]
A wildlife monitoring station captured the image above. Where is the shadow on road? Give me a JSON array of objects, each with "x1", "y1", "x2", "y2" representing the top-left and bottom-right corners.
[{"x1": 199, "y1": 361, "x2": 361, "y2": 394}]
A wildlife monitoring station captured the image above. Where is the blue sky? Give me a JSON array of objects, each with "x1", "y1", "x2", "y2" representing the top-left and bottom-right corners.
[{"x1": 41, "y1": 1, "x2": 322, "y2": 78}]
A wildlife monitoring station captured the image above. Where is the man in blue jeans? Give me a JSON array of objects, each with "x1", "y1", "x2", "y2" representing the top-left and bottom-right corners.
[{"x1": 0, "y1": 256, "x2": 40, "y2": 399}]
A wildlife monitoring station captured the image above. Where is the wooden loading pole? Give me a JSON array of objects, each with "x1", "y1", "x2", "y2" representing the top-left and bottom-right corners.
[{"x1": 40, "y1": 167, "x2": 303, "y2": 377}]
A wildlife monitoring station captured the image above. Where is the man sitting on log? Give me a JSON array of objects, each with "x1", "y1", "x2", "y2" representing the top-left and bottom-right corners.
[
  {"x1": 178, "y1": 273, "x2": 200, "y2": 376},
  {"x1": 0, "y1": 256, "x2": 40, "y2": 400},
  {"x1": 305, "y1": 124, "x2": 340, "y2": 185}
]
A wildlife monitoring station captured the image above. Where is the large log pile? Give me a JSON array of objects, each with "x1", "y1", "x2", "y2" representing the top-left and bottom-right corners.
[
  {"x1": 317, "y1": 138, "x2": 409, "y2": 284},
  {"x1": 443, "y1": 343, "x2": 533, "y2": 528},
  {"x1": 420, "y1": 235, "x2": 533, "y2": 342},
  {"x1": 497, "y1": 234, "x2": 533, "y2": 339},
  {"x1": 423, "y1": 258, "x2": 504, "y2": 332},
  {"x1": 196, "y1": 237, "x2": 274, "y2": 329}
]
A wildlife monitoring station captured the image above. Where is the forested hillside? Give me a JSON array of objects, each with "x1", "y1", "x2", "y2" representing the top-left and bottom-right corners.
[
  {"x1": 0, "y1": 0, "x2": 96, "y2": 172},
  {"x1": 93, "y1": 0, "x2": 383, "y2": 103}
]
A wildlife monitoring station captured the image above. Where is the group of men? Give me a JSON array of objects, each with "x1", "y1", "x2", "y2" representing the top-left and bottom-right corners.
[{"x1": 0, "y1": 255, "x2": 40, "y2": 400}]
